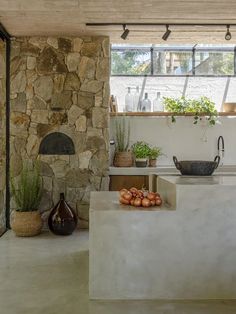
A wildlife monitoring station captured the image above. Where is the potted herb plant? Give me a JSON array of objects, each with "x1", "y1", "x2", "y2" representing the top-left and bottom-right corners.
[
  {"x1": 11, "y1": 161, "x2": 43, "y2": 237},
  {"x1": 148, "y1": 146, "x2": 163, "y2": 167},
  {"x1": 131, "y1": 141, "x2": 151, "y2": 167},
  {"x1": 113, "y1": 117, "x2": 133, "y2": 167}
]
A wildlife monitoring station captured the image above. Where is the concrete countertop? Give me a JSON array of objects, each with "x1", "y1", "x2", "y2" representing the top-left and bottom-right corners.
[
  {"x1": 89, "y1": 188, "x2": 236, "y2": 299},
  {"x1": 159, "y1": 174, "x2": 236, "y2": 186},
  {"x1": 109, "y1": 165, "x2": 236, "y2": 175},
  {"x1": 109, "y1": 166, "x2": 178, "y2": 175}
]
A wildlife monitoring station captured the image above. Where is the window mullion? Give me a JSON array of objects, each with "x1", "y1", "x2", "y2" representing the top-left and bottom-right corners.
[
  {"x1": 234, "y1": 46, "x2": 236, "y2": 76},
  {"x1": 192, "y1": 44, "x2": 197, "y2": 76},
  {"x1": 150, "y1": 47, "x2": 154, "y2": 75}
]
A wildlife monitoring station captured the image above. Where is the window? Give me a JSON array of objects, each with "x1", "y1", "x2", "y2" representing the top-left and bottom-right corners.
[
  {"x1": 111, "y1": 44, "x2": 236, "y2": 77},
  {"x1": 111, "y1": 47, "x2": 151, "y2": 75},
  {"x1": 195, "y1": 51, "x2": 234, "y2": 75},
  {"x1": 153, "y1": 50, "x2": 193, "y2": 75}
]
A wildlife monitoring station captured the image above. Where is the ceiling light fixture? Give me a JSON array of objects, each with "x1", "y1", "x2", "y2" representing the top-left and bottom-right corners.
[
  {"x1": 87, "y1": 23, "x2": 235, "y2": 41},
  {"x1": 162, "y1": 24, "x2": 171, "y2": 41},
  {"x1": 225, "y1": 24, "x2": 231, "y2": 40},
  {"x1": 121, "y1": 24, "x2": 129, "y2": 40}
]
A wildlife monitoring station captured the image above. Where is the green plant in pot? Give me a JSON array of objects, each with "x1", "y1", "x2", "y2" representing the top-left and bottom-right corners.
[
  {"x1": 113, "y1": 117, "x2": 133, "y2": 167},
  {"x1": 11, "y1": 161, "x2": 43, "y2": 237},
  {"x1": 148, "y1": 146, "x2": 163, "y2": 167},
  {"x1": 163, "y1": 96, "x2": 218, "y2": 125},
  {"x1": 131, "y1": 141, "x2": 151, "y2": 167}
]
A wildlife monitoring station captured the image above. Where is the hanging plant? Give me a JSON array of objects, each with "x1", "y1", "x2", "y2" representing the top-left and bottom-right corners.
[{"x1": 163, "y1": 96, "x2": 218, "y2": 126}]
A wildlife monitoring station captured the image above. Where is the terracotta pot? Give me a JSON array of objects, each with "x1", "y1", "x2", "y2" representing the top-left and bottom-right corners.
[
  {"x1": 113, "y1": 151, "x2": 133, "y2": 167},
  {"x1": 149, "y1": 159, "x2": 157, "y2": 167},
  {"x1": 11, "y1": 211, "x2": 43, "y2": 237},
  {"x1": 48, "y1": 193, "x2": 77, "y2": 236}
]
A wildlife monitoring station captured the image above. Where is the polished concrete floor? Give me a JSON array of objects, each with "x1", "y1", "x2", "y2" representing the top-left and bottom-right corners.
[{"x1": 0, "y1": 230, "x2": 236, "y2": 314}]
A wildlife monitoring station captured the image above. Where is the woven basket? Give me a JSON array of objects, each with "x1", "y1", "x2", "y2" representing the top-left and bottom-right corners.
[
  {"x1": 113, "y1": 151, "x2": 133, "y2": 167},
  {"x1": 11, "y1": 211, "x2": 43, "y2": 237}
]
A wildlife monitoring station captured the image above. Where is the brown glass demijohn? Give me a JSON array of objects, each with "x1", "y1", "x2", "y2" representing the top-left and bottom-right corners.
[{"x1": 48, "y1": 193, "x2": 77, "y2": 235}]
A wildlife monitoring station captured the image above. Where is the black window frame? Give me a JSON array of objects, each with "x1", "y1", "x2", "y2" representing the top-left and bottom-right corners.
[{"x1": 111, "y1": 45, "x2": 236, "y2": 77}]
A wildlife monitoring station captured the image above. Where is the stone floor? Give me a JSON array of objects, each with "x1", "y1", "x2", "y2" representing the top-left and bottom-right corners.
[{"x1": 0, "y1": 230, "x2": 236, "y2": 314}]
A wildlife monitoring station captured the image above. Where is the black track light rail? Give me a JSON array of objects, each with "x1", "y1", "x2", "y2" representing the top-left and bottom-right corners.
[{"x1": 86, "y1": 23, "x2": 236, "y2": 27}]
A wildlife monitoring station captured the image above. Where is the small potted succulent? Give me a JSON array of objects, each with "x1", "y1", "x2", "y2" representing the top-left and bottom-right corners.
[
  {"x1": 11, "y1": 161, "x2": 43, "y2": 237},
  {"x1": 148, "y1": 146, "x2": 163, "y2": 167},
  {"x1": 113, "y1": 117, "x2": 133, "y2": 167},
  {"x1": 131, "y1": 141, "x2": 151, "y2": 167}
]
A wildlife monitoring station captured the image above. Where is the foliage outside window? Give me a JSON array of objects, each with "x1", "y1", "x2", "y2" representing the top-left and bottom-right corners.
[
  {"x1": 111, "y1": 45, "x2": 235, "y2": 76},
  {"x1": 111, "y1": 49, "x2": 150, "y2": 75},
  {"x1": 195, "y1": 51, "x2": 234, "y2": 75},
  {"x1": 153, "y1": 51, "x2": 192, "y2": 75}
]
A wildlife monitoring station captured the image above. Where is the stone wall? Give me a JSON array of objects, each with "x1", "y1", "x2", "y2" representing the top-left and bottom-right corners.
[
  {"x1": 0, "y1": 40, "x2": 6, "y2": 234},
  {"x1": 10, "y1": 36, "x2": 110, "y2": 228}
]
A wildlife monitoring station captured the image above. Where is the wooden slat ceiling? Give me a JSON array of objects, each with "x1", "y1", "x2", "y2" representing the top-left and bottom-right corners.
[{"x1": 1, "y1": 0, "x2": 236, "y2": 43}]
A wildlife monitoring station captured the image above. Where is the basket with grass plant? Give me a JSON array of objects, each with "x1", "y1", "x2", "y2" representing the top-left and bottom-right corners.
[
  {"x1": 11, "y1": 161, "x2": 43, "y2": 237},
  {"x1": 113, "y1": 117, "x2": 133, "y2": 167}
]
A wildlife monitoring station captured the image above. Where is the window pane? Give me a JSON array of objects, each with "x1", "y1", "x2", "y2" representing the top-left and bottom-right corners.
[
  {"x1": 153, "y1": 51, "x2": 192, "y2": 75},
  {"x1": 195, "y1": 51, "x2": 234, "y2": 75},
  {"x1": 111, "y1": 49, "x2": 151, "y2": 75}
]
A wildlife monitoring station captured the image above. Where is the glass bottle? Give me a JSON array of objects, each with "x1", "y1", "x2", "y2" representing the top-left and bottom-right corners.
[
  {"x1": 133, "y1": 86, "x2": 140, "y2": 111},
  {"x1": 141, "y1": 93, "x2": 151, "y2": 112},
  {"x1": 48, "y1": 193, "x2": 77, "y2": 235},
  {"x1": 153, "y1": 92, "x2": 164, "y2": 112},
  {"x1": 125, "y1": 87, "x2": 133, "y2": 112}
]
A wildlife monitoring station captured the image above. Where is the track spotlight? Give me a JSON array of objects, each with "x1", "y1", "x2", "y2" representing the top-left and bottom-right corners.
[
  {"x1": 121, "y1": 24, "x2": 129, "y2": 40},
  {"x1": 162, "y1": 24, "x2": 171, "y2": 41},
  {"x1": 225, "y1": 25, "x2": 231, "y2": 40}
]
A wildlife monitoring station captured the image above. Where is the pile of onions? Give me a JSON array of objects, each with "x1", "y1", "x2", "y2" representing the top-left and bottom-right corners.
[{"x1": 119, "y1": 187, "x2": 162, "y2": 208}]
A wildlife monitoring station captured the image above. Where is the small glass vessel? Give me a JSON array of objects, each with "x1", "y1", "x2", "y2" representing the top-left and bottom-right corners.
[
  {"x1": 141, "y1": 93, "x2": 151, "y2": 112},
  {"x1": 153, "y1": 92, "x2": 164, "y2": 112},
  {"x1": 125, "y1": 87, "x2": 133, "y2": 112},
  {"x1": 48, "y1": 193, "x2": 77, "y2": 235},
  {"x1": 133, "y1": 86, "x2": 140, "y2": 111}
]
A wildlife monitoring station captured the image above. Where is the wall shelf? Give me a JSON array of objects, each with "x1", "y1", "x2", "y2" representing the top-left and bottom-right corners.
[{"x1": 110, "y1": 112, "x2": 236, "y2": 117}]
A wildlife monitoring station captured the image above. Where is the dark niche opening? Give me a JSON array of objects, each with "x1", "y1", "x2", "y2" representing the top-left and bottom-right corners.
[{"x1": 39, "y1": 132, "x2": 75, "y2": 155}]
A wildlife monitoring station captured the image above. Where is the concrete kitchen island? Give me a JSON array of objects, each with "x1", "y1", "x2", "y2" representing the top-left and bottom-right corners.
[{"x1": 89, "y1": 176, "x2": 236, "y2": 300}]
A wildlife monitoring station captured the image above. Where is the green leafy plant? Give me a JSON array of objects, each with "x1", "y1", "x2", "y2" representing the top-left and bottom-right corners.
[
  {"x1": 163, "y1": 96, "x2": 218, "y2": 125},
  {"x1": 148, "y1": 146, "x2": 163, "y2": 159},
  {"x1": 131, "y1": 141, "x2": 151, "y2": 159},
  {"x1": 115, "y1": 117, "x2": 130, "y2": 152},
  {"x1": 11, "y1": 161, "x2": 42, "y2": 212}
]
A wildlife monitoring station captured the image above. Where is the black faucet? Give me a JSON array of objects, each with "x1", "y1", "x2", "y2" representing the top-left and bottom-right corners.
[{"x1": 217, "y1": 136, "x2": 224, "y2": 162}]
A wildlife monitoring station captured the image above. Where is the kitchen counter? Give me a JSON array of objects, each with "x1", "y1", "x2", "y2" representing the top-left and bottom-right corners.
[
  {"x1": 89, "y1": 179, "x2": 236, "y2": 300},
  {"x1": 158, "y1": 174, "x2": 236, "y2": 211},
  {"x1": 109, "y1": 166, "x2": 178, "y2": 175},
  {"x1": 109, "y1": 164, "x2": 236, "y2": 175},
  {"x1": 159, "y1": 174, "x2": 236, "y2": 185}
]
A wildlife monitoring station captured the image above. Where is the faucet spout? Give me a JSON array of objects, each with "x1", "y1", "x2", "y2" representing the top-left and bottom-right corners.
[{"x1": 217, "y1": 136, "x2": 225, "y2": 164}]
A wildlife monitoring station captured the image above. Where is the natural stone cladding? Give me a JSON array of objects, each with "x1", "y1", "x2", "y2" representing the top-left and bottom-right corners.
[{"x1": 10, "y1": 36, "x2": 110, "y2": 229}]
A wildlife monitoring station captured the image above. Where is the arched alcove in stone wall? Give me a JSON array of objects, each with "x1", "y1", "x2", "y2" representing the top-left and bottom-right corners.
[{"x1": 39, "y1": 132, "x2": 75, "y2": 155}]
